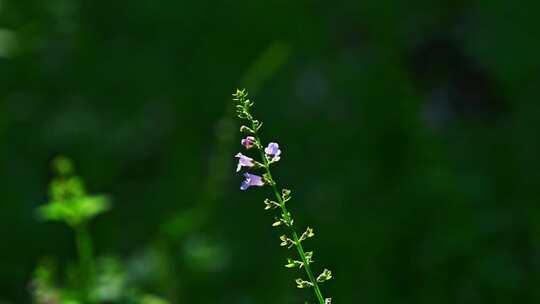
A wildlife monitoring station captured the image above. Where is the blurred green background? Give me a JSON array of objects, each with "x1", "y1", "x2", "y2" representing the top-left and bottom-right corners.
[{"x1": 1, "y1": 0, "x2": 540, "y2": 303}]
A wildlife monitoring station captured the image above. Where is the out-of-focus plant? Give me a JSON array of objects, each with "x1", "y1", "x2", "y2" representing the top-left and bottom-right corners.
[
  {"x1": 33, "y1": 157, "x2": 169, "y2": 304},
  {"x1": 233, "y1": 89, "x2": 333, "y2": 304},
  {"x1": 38, "y1": 156, "x2": 111, "y2": 227},
  {"x1": 36, "y1": 156, "x2": 110, "y2": 301}
]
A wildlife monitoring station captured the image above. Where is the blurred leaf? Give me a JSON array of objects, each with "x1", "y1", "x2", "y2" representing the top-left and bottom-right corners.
[{"x1": 37, "y1": 195, "x2": 110, "y2": 227}]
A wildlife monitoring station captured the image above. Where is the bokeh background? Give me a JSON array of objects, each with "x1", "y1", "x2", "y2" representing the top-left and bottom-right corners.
[{"x1": 1, "y1": 0, "x2": 540, "y2": 303}]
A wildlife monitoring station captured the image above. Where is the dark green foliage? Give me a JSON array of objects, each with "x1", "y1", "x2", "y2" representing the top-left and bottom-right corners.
[{"x1": 1, "y1": 0, "x2": 540, "y2": 303}]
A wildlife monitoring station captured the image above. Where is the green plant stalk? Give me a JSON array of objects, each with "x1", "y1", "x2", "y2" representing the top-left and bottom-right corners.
[
  {"x1": 75, "y1": 223, "x2": 94, "y2": 298},
  {"x1": 252, "y1": 124, "x2": 326, "y2": 304}
]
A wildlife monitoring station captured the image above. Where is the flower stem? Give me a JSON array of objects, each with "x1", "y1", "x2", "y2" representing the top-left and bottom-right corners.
[
  {"x1": 75, "y1": 223, "x2": 94, "y2": 300},
  {"x1": 253, "y1": 126, "x2": 326, "y2": 304},
  {"x1": 271, "y1": 185, "x2": 326, "y2": 304}
]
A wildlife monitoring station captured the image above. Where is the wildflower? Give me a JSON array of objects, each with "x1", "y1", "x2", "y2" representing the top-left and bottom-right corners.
[
  {"x1": 233, "y1": 89, "x2": 332, "y2": 304},
  {"x1": 241, "y1": 136, "x2": 256, "y2": 149},
  {"x1": 235, "y1": 153, "x2": 255, "y2": 172},
  {"x1": 240, "y1": 173, "x2": 265, "y2": 190},
  {"x1": 265, "y1": 142, "x2": 281, "y2": 162}
]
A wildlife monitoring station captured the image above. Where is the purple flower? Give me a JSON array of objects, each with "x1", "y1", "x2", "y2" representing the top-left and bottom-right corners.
[
  {"x1": 241, "y1": 136, "x2": 256, "y2": 149},
  {"x1": 240, "y1": 173, "x2": 265, "y2": 190},
  {"x1": 265, "y1": 142, "x2": 281, "y2": 162},
  {"x1": 235, "y1": 153, "x2": 255, "y2": 172}
]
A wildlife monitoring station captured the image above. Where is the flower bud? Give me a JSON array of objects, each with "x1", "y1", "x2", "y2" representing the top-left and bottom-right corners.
[
  {"x1": 295, "y1": 278, "x2": 314, "y2": 289},
  {"x1": 240, "y1": 125, "x2": 254, "y2": 133},
  {"x1": 241, "y1": 136, "x2": 256, "y2": 149},
  {"x1": 317, "y1": 269, "x2": 332, "y2": 283}
]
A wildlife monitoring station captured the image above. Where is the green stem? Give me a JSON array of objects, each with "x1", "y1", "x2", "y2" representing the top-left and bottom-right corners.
[
  {"x1": 75, "y1": 223, "x2": 94, "y2": 300},
  {"x1": 253, "y1": 126, "x2": 326, "y2": 304},
  {"x1": 272, "y1": 185, "x2": 326, "y2": 304}
]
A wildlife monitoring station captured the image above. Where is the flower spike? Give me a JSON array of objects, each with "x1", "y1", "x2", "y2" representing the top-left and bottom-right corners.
[{"x1": 232, "y1": 89, "x2": 331, "y2": 304}]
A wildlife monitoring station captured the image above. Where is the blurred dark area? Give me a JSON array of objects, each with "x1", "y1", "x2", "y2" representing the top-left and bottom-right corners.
[{"x1": 1, "y1": 0, "x2": 540, "y2": 303}]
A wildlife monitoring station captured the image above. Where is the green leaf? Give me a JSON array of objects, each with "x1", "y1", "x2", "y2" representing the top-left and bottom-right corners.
[{"x1": 38, "y1": 195, "x2": 111, "y2": 227}]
